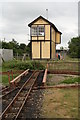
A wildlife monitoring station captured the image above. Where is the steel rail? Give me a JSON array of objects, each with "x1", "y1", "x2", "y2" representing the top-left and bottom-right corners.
[
  {"x1": 0, "y1": 86, "x2": 10, "y2": 94},
  {"x1": 0, "y1": 87, "x2": 19, "y2": 99},
  {"x1": 15, "y1": 71, "x2": 40, "y2": 120}
]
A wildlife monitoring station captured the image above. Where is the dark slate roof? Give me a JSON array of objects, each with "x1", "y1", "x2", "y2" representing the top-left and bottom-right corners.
[{"x1": 28, "y1": 15, "x2": 62, "y2": 34}]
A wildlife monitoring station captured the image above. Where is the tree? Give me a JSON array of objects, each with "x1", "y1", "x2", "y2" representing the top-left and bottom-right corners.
[
  {"x1": 20, "y1": 44, "x2": 26, "y2": 50},
  {"x1": 1, "y1": 39, "x2": 31, "y2": 57},
  {"x1": 26, "y1": 42, "x2": 31, "y2": 56},
  {"x1": 2, "y1": 41, "x2": 10, "y2": 49},
  {"x1": 68, "y1": 37, "x2": 80, "y2": 58},
  {"x1": 8, "y1": 39, "x2": 19, "y2": 56}
]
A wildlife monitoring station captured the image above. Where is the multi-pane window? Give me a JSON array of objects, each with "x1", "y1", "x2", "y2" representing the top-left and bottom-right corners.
[
  {"x1": 31, "y1": 26, "x2": 44, "y2": 36},
  {"x1": 38, "y1": 26, "x2": 44, "y2": 36},
  {"x1": 31, "y1": 27, "x2": 37, "y2": 36}
]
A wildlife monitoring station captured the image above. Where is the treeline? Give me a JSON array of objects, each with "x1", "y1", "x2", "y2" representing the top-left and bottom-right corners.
[
  {"x1": 0, "y1": 36, "x2": 80, "y2": 58},
  {"x1": 0, "y1": 39, "x2": 30, "y2": 56},
  {"x1": 68, "y1": 37, "x2": 80, "y2": 58}
]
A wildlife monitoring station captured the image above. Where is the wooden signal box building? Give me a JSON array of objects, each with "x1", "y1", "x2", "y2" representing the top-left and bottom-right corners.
[{"x1": 28, "y1": 16, "x2": 62, "y2": 60}]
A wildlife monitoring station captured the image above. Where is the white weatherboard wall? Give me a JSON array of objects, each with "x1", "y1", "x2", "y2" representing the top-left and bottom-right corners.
[{"x1": 0, "y1": 49, "x2": 13, "y2": 65}]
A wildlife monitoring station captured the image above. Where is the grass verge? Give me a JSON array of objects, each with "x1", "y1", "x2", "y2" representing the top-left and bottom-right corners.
[{"x1": 59, "y1": 77, "x2": 80, "y2": 84}]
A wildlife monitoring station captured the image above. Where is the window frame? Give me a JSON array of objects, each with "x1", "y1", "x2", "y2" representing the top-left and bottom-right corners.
[
  {"x1": 31, "y1": 27, "x2": 38, "y2": 36},
  {"x1": 38, "y1": 26, "x2": 45, "y2": 36},
  {"x1": 31, "y1": 25, "x2": 45, "y2": 37}
]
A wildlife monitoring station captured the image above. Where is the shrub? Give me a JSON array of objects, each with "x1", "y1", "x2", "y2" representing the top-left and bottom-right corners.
[
  {"x1": 31, "y1": 61, "x2": 45, "y2": 70},
  {"x1": 2, "y1": 60, "x2": 45, "y2": 70}
]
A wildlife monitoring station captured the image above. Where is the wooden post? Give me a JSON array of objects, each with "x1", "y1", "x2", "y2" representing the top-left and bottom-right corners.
[
  {"x1": 7, "y1": 71, "x2": 10, "y2": 86},
  {"x1": 47, "y1": 63, "x2": 48, "y2": 69},
  {"x1": 11, "y1": 70, "x2": 13, "y2": 80}
]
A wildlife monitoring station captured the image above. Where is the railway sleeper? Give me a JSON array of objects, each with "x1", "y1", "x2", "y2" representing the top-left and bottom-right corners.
[
  {"x1": 22, "y1": 88, "x2": 28, "y2": 91},
  {"x1": 23, "y1": 86, "x2": 31, "y2": 90},
  {"x1": 2, "y1": 91, "x2": 10, "y2": 94},
  {"x1": 2, "y1": 100, "x2": 11, "y2": 105},
  {"x1": 12, "y1": 102, "x2": 22, "y2": 107},
  {"x1": 18, "y1": 113, "x2": 27, "y2": 119},
  {"x1": 4, "y1": 113, "x2": 16, "y2": 119},
  {"x1": 19, "y1": 92, "x2": 27, "y2": 97},
  {"x1": 17, "y1": 96, "x2": 25, "y2": 101},
  {"x1": 20, "y1": 90, "x2": 28, "y2": 94},
  {"x1": 14, "y1": 100, "x2": 23, "y2": 105},
  {"x1": 11, "y1": 107, "x2": 19, "y2": 112}
]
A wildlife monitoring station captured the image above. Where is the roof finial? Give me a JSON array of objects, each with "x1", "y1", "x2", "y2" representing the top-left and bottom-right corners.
[{"x1": 46, "y1": 9, "x2": 48, "y2": 20}]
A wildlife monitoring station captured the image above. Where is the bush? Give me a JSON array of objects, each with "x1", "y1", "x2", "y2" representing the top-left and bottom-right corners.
[{"x1": 31, "y1": 61, "x2": 45, "y2": 70}]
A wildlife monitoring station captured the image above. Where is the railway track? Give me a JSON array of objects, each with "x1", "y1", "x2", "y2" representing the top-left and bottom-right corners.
[
  {"x1": 1, "y1": 70, "x2": 40, "y2": 120},
  {"x1": 0, "y1": 86, "x2": 10, "y2": 96},
  {"x1": 0, "y1": 87, "x2": 18, "y2": 99},
  {"x1": 0, "y1": 71, "x2": 32, "y2": 97},
  {"x1": 0, "y1": 71, "x2": 33, "y2": 112}
]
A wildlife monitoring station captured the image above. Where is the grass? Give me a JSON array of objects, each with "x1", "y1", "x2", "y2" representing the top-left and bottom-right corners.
[
  {"x1": 1, "y1": 60, "x2": 45, "y2": 85},
  {"x1": 63, "y1": 55, "x2": 80, "y2": 62},
  {"x1": 59, "y1": 77, "x2": 80, "y2": 84},
  {"x1": 47, "y1": 82, "x2": 56, "y2": 86},
  {"x1": 2, "y1": 73, "x2": 19, "y2": 85},
  {"x1": 46, "y1": 74, "x2": 56, "y2": 86},
  {"x1": 0, "y1": 67, "x2": 2, "y2": 72},
  {"x1": 47, "y1": 74, "x2": 53, "y2": 79},
  {"x1": 47, "y1": 74, "x2": 80, "y2": 86}
]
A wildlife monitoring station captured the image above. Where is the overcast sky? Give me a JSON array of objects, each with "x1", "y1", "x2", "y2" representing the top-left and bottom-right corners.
[{"x1": 0, "y1": 2, "x2": 78, "y2": 49}]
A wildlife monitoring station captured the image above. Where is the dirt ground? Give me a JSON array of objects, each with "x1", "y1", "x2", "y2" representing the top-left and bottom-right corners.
[
  {"x1": 40, "y1": 88, "x2": 78, "y2": 118},
  {"x1": 47, "y1": 74, "x2": 79, "y2": 86},
  {"x1": 39, "y1": 74, "x2": 79, "y2": 118}
]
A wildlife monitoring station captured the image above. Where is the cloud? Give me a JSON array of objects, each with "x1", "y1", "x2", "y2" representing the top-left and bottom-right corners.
[
  {"x1": 0, "y1": 2, "x2": 78, "y2": 48},
  {"x1": 78, "y1": 1, "x2": 80, "y2": 36}
]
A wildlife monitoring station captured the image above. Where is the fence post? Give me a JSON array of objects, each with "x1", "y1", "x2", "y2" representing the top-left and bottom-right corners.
[
  {"x1": 7, "y1": 71, "x2": 10, "y2": 86},
  {"x1": 11, "y1": 70, "x2": 13, "y2": 80}
]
